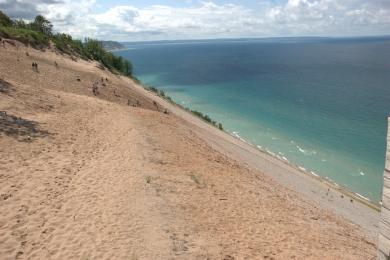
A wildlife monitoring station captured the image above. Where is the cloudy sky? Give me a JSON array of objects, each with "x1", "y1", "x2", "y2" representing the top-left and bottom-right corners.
[{"x1": 1, "y1": 0, "x2": 390, "y2": 41}]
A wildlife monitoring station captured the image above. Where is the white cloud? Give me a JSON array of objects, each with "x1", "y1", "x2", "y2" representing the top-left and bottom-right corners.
[
  {"x1": 88, "y1": 2, "x2": 263, "y2": 41},
  {"x1": 1, "y1": 0, "x2": 390, "y2": 40},
  {"x1": 263, "y1": 0, "x2": 390, "y2": 36}
]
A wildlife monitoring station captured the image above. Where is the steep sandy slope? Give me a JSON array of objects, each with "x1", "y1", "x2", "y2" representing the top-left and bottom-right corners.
[{"x1": 0, "y1": 40, "x2": 377, "y2": 259}]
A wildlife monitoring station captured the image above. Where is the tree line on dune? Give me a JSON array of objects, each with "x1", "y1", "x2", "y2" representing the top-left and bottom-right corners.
[
  {"x1": 146, "y1": 86, "x2": 224, "y2": 131},
  {"x1": 0, "y1": 10, "x2": 133, "y2": 76}
]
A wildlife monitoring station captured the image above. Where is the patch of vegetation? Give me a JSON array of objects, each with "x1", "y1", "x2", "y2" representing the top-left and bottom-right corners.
[
  {"x1": 190, "y1": 174, "x2": 200, "y2": 185},
  {"x1": 190, "y1": 109, "x2": 223, "y2": 129},
  {"x1": 0, "y1": 10, "x2": 133, "y2": 76},
  {"x1": 0, "y1": 26, "x2": 49, "y2": 48},
  {"x1": 190, "y1": 173, "x2": 206, "y2": 188},
  {"x1": 0, "y1": 10, "x2": 13, "y2": 27},
  {"x1": 144, "y1": 84, "x2": 224, "y2": 130},
  {"x1": 146, "y1": 176, "x2": 152, "y2": 184}
]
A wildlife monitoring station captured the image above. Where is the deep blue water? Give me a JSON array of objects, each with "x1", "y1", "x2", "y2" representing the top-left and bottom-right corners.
[{"x1": 116, "y1": 37, "x2": 390, "y2": 203}]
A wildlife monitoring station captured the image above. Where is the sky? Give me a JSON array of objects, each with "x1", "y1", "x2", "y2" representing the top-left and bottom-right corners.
[{"x1": 1, "y1": 0, "x2": 390, "y2": 41}]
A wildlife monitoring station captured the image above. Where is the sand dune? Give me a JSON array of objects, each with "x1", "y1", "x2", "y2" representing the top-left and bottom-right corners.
[{"x1": 0, "y1": 40, "x2": 377, "y2": 259}]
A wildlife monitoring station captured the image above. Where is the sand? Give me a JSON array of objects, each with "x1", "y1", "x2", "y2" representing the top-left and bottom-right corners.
[{"x1": 0, "y1": 40, "x2": 378, "y2": 259}]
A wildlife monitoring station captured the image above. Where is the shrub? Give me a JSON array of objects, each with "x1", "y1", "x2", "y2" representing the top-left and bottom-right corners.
[
  {"x1": 0, "y1": 26, "x2": 49, "y2": 47},
  {"x1": 0, "y1": 11, "x2": 12, "y2": 27}
]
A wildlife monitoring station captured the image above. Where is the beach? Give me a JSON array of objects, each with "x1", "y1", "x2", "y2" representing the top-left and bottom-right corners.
[{"x1": 0, "y1": 40, "x2": 378, "y2": 259}]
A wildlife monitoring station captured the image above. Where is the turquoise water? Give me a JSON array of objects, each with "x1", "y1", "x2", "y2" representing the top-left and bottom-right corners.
[{"x1": 116, "y1": 37, "x2": 390, "y2": 203}]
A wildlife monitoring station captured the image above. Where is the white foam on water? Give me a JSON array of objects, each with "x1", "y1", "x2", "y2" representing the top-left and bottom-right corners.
[
  {"x1": 240, "y1": 138, "x2": 246, "y2": 143},
  {"x1": 296, "y1": 145, "x2": 317, "y2": 156},
  {"x1": 359, "y1": 171, "x2": 365, "y2": 176},
  {"x1": 297, "y1": 145, "x2": 306, "y2": 154},
  {"x1": 232, "y1": 131, "x2": 241, "y2": 139},
  {"x1": 356, "y1": 193, "x2": 370, "y2": 201},
  {"x1": 298, "y1": 166, "x2": 306, "y2": 172},
  {"x1": 310, "y1": 171, "x2": 319, "y2": 177},
  {"x1": 266, "y1": 150, "x2": 276, "y2": 156}
]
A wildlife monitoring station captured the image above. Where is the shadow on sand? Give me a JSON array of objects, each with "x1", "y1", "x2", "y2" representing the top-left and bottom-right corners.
[
  {"x1": 0, "y1": 79, "x2": 14, "y2": 95},
  {"x1": 0, "y1": 112, "x2": 52, "y2": 142}
]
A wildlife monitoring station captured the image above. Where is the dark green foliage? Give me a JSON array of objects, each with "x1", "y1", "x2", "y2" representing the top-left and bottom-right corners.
[
  {"x1": 0, "y1": 11, "x2": 12, "y2": 27},
  {"x1": 190, "y1": 109, "x2": 224, "y2": 130},
  {"x1": 52, "y1": 33, "x2": 85, "y2": 56},
  {"x1": 81, "y1": 38, "x2": 133, "y2": 76},
  {"x1": 0, "y1": 26, "x2": 49, "y2": 47},
  {"x1": 0, "y1": 10, "x2": 133, "y2": 77},
  {"x1": 147, "y1": 86, "x2": 159, "y2": 93},
  {"x1": 31, "y1": 15, "x2": 53, "y2": 36},
  {"x1": 13, "y1": 19, "x2": 28, "y2": 29}
]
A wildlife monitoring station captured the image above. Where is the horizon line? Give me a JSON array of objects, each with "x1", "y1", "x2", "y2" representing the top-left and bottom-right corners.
[{"x1": 116, "y1": 35, "x2": 390, "y2": 44}]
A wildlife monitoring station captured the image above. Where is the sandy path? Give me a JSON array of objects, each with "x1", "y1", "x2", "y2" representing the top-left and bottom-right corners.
[{"x1": 0, "y1": 83, "x2": 175, "y2": 259}]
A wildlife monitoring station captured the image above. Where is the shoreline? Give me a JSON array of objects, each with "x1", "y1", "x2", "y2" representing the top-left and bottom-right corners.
[
  {"x1": 227, "y1": 130, "x2": 380, "y2": 210},
  {"x1": 126, "y1": 77, "x2": 380, "y2": 239},
  {"x1": 232, "y1": 130, "x2": 378, "y2": 207}
]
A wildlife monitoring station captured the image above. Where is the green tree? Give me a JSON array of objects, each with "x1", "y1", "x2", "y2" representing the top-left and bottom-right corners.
[
  {"x1": 123, "y1": 59, "x2": 133, "y2": 76},
  {"x1": 0, "y1": 10, "x2": 13, "y2": 27},
  {"x1": 31, "y1": 15, "x2": 53, "y2": 36},
  {"x1": 13, "y1": 19, "x2": 27, "y2": 29},
  {"x1": 83, "y1": 38, "x2": 105, "y2": 60}
]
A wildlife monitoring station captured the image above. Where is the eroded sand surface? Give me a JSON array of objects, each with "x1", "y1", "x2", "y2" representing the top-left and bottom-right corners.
[{"x1": 0, "y1": 41, "x2": 377, "y2": 259}]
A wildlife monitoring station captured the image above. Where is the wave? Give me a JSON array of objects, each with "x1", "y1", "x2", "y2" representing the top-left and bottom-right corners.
[
  {"x1": 296, "y1": 145, "x2": 317, "y2": 156},
  {"x1": 355, "y1": 193, "x2": 370, "y2": 201},
  {"x1": 231, "y1": 131, "x2": 250, "y2": 144},
  {"x1": 266, "y1": 149, "x2": 276, "y2": 157},
  {"x1": 232, "y1": 131, "x2": 241, "y2": 139}
]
